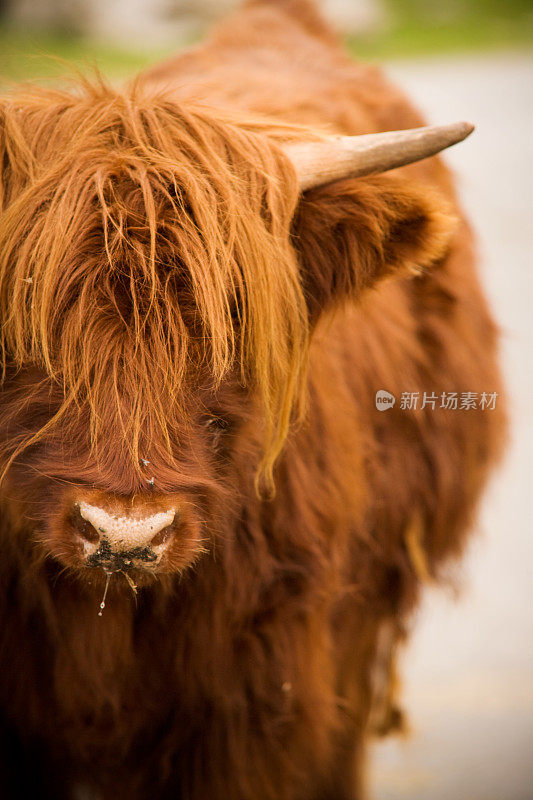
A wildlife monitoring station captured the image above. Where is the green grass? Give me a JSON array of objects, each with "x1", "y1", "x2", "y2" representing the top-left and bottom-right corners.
[
  {"x1": 347, "y1": 10, "x2": 533, "y2": 61},
  {"x1": 0, "y1": 1, "x2": 532, "y2": 86},
  {"x1": 0, "y1": 28, "x2": 177, "y2": 84}
]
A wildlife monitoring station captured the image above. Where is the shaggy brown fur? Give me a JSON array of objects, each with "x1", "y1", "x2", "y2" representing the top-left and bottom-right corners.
[{"x1": 0, "y1": 1, "x2": 505, "y2": 798}]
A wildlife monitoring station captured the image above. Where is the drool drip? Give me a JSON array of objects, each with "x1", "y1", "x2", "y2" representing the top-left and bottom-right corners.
[{"x1": 97, "y1": 570, "x2": 112, "y2": 617}]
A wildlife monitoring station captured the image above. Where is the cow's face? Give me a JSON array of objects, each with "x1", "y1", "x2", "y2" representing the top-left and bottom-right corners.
[
  {"x1": 0, "y1": 87, "x2": 305, "y2": 586},
  {"x1": 0, "y1": 84, "x2": 455, "y2": 586}
]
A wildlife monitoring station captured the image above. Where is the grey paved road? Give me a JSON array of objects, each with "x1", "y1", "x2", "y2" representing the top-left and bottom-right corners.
[{"x1": 369, "y1": 53, "x2": 533, "y2": 800}]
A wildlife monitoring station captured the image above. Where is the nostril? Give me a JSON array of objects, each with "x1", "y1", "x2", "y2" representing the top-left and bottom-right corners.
[
  {"x1": 70, "y1": 506, "x2": 100, "y2": 545},
  {"x1": 150, "y1": 528, "x2": 169, "y2": 548},
  {"x1": 151, "y1": 513, "x2": 178, "y2": 547}
]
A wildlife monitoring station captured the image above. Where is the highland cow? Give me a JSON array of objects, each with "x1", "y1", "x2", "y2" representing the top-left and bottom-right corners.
[{"x1": 0, "y1": 1, "x2": 505, "y2": 798}]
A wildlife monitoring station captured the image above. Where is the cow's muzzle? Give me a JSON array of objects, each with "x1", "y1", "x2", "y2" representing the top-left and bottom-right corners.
[{"x1": 72, "y1": 500, "x2": 177, "y2": 570}]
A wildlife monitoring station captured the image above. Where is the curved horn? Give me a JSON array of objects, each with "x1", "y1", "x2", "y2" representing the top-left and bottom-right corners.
[{"x1": 282, "y1": 121, "x2": 474, "y2": 192}]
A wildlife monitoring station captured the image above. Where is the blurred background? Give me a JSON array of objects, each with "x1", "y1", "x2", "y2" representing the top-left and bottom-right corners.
[
  {"x1": 0, "y1": 1, "x2": 532, "y2": 799},
  {"x1": 0, "y1": 0, "x2": 532, "y2": 78}
]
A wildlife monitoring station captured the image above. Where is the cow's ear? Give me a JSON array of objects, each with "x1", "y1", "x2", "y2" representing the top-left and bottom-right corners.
[{"x1": 290, "y1": 174, "x2": 456, "y2": 321}]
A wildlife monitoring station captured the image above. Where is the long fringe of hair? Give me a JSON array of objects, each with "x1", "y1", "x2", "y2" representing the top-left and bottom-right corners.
[{"x1": 0, "y1": 78, "x2": 311, "y2": 488}]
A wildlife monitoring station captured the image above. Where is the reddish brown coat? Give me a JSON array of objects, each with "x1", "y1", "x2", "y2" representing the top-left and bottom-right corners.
[{"x1": 0, "y1": 2, "x2": 505, "y2": 798}]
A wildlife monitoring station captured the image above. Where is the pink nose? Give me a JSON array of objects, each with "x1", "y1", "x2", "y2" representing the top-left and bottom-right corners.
[{"x1": 73, "y1": 501, "x2": 176, "y2": 569}]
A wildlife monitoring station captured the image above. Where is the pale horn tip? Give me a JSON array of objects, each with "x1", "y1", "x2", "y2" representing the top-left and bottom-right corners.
[{"x1": 451, "y1": 121, "x2": 475, "y2": 142}]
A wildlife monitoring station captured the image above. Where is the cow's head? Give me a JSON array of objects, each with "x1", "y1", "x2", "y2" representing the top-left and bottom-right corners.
[{"x1": 0, "y1": 82, "x2": 463, "y2": 587}]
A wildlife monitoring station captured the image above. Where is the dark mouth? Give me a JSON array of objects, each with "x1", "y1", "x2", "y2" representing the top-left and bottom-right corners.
[{"x1": 86, "y1": 537, "x2": 158, "y2": 571}]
